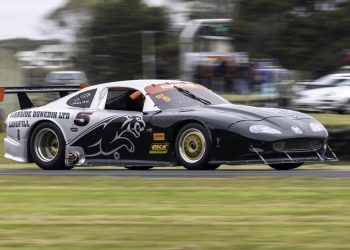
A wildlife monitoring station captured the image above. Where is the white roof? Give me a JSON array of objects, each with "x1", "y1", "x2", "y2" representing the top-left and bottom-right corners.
[
  {"x1": 84, "y1": 79, "x2": 184, "y2": 94},
  {"x1": 48, "y1": 79, "x2": 191, "y2": 112}
]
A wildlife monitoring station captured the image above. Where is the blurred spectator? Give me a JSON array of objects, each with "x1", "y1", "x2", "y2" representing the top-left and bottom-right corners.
[
  {"x1": 223, "y1": 59, "x2": 237, "y2": 92},
  {"x1": 195, "y1": 59, "x2": 214, "y2": 89},
  {"x1": 156, "y1": 57, "x2": 170, "y2": 79},
  {"x1": 235, "y1": 63, "x2": 250, "y2": 94},
  {"x1": 222, "y1": 59, "x2": 250, "y2": 94}
]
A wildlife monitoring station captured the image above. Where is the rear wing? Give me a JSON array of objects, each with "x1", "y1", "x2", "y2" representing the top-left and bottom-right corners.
[{"x1": 0, "y1": 84, "x2": 90, "y2": 109}]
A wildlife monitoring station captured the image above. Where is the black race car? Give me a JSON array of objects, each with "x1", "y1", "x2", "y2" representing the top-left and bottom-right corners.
[{"x1": 1, "y1": 80, "x2": 337, "y2": 170}]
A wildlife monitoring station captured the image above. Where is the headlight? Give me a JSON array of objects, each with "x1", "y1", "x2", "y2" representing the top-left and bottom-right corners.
[
  {"x1": 310, "y1": 123, "x2": 325, "y2": 132},
  {"x1": 249, "y1": 125, "x2": 282, "y2": 134}
]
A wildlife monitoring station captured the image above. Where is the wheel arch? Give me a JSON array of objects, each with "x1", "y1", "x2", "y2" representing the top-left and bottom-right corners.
[
  {"x1": 171, "y1": 119, "x2": 213, "y2": 163},
  {"x1": 26, "y1": 119, "x2": 66, "y2": 162},
  {"x1": 172, "y1": 119, "x2": 212, "y2": 145}
]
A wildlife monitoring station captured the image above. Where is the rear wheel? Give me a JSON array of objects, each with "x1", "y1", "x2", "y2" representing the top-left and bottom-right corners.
[
  {"x1": 175, "y1": 123, "x2": 211, "y2": 170},
  {"x1": 269, "y1": 162, "x2": 303, "y2": 170},
  {"x1": 30, "y1": 122, "x2": 72, "y2": 170}
]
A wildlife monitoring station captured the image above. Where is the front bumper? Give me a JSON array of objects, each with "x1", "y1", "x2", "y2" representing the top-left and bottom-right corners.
[{"x1": 210, "y1": 141, "x2": 337, "y2": 165}]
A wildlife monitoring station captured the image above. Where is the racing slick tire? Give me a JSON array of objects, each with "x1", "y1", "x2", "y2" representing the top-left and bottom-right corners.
[
  {"x1": 175, "y1": 123, "x2": 211, "y2": 170},
  {"x1": 125, "y1": 166, "x2": 153, "y2": 170},
  {"x1": 204, "y1": 164, "x2": 220, "y2": 170},
  {"x1": 269, "y1": 162, "x2": 304, "y2": 170},
  {"x1": 30, "y1": 122, "x2": 73, "y2": 170}
]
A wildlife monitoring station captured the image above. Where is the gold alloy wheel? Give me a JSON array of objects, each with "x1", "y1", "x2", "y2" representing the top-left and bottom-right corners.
[
  {"x1": 34, "y1": 128, "x2": 59, "y2": 162},
  {"x1": 179, "y1": 128, "x2": 206, "y2": 163}
]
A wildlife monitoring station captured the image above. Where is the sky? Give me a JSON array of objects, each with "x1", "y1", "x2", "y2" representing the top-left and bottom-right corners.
[
  {"x1": 0, "y1": 0, "x2": 187, "y2": 41},
  {"x1": 0, "y1": 0, "x2": 68, "y2": 40}
]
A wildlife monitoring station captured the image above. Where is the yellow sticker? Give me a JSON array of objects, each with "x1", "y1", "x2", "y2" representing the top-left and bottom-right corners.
[
  {"x1": 155, "y1": 94, "x2": 171, "y2": 102},
  {"x1": 149, "y1": 143, "x2": 169, "y2": 154},
  {"x1": 153, "y1": 133, "x2": 165, "y2": 141}
]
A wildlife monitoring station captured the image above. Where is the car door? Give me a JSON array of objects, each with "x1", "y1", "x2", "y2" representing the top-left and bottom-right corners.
[{"x1": 71, "y1": 87, "x2": 154, "y2": 163}]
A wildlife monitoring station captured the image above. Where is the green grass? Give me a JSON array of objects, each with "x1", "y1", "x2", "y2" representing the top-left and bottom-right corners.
[
  {"x1": 1, "y1": 176, "x2": 350, "y2": 249},
  {"x1": 0, "y1": 120, "x2": 350, "y2": 249},
  {"x1": 307, "y1": 113, "x2": 350, "y2": 127}
]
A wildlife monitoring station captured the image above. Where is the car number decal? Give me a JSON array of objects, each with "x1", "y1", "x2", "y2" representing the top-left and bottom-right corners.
[{"x1": 74, "y1": 112, "x2": 93, "y2": 126}]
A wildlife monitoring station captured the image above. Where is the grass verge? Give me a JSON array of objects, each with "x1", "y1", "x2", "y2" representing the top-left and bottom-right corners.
[
  {"x1": 307, "y1": 113, "x2": 350, "y2": 127},
  {"x1": 1, "y1": 176, "x2": 350, "y2": 249}
]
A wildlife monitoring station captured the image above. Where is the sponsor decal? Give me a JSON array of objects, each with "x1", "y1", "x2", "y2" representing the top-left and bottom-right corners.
[
  {"x1": 149, "y1": 143, "x2": 169, "y2": 154},
  {"x1": 145, "y1": 82, "x2": 205, "y2": 95},
  {"x1": 155, "y1": 94, "x2": 171, "y2": 102},
  {"x1": 67, "y1": 89, "x2": 97, "y2": 108},
  {"x1": 58, "y1": 112, "x2": 70, "y2": 119},
  {"x1": 153, "y1": 132, "x2": 165, "y2": 141},
  {"x1": 8, "y1": 120, "x2": 29, "y2": 128},
  {"x1": 9, "y1": 111, "x2": 70, "y2": 119},
  {"x1": 10, "y1": 110, "x2": 32, "y2": 118},
  {"x1": 291, "y1": 126, "x2": 303, "y2": 134},
  {"x1": 160, "y1": 83, "x2": 196, "y2": 89},
  {"x1": 71, "y1": 93, "x2": 91, "y2": 106}
]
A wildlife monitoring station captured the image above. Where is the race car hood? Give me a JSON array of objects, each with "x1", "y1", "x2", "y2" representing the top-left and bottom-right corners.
[
  {"x1": 154, "y1": 104, "x2": 316, "y2": 134},
  {"x1": 204, "y1": 104, "x2": 312, "y2": 122}
]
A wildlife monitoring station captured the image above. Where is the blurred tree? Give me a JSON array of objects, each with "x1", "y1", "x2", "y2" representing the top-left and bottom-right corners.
[
  {"x1": 185, "y1": 0, "x2": 234, "y2": 19},
  {"x1": 50, "y1": 0, "x2": 172, "y2": 83},
  {"x1": 48, "y1": 0, "x2": 97, "y2": 40},
  {"x1": 275, "y1": 2, "x2": 350, "y2": 72},
  {"x1": 0, "y1": 39, "x2": 61, "y2": 53},
  {"x1": 233, "y1": 0, "x2": 350, "y2": 72}
]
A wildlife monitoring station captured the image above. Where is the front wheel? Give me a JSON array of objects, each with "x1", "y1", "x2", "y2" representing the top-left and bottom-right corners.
[
  {"x1": 204, "y1": 164, "x2": 220, "y2": 170},
  {"x1": 30, "y1": 122, "x2": 73, "y2": 170},
  {"x1": 269, "y1": 162, "x2": 303, "y2": 170},
  {"x1": 175, "y1": 123, "x2": 211, "y2": 170}
]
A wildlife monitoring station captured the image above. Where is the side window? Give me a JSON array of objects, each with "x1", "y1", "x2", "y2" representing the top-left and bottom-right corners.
[
  {"x1": 67, "y1": 89, "x2": 97, "y2": 108},
  {"x1": 105, "y1": 88, "x2": 145, "y2": 112}
]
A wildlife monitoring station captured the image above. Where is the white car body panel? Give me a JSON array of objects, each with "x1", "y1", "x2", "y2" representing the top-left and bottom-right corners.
[
  {"x1": 293, "y1": 85, "x2": 350, "y2": 113},
  {"x1": 3, "y1": 80, "x2": 194, "y2": 163}
]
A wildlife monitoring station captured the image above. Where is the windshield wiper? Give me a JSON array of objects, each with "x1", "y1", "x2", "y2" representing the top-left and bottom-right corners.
[{"x1": 174, "y1": 86, "x2": 211, "y2": 105}]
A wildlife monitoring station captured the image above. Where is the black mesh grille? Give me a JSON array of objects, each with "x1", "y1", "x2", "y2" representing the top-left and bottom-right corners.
[{"x1": 273, "y1": 140, "x2": 323, "y2": 152}]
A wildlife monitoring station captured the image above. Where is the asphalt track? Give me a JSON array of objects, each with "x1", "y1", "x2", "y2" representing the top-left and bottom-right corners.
[{"x1": 0, "y1": 168, "x2": 350, "y2": 178}]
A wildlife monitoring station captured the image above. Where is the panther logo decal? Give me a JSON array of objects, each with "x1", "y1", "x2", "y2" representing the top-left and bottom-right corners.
[{"x1": 71, "y1": 115, "x2": 146, "y2": 159}]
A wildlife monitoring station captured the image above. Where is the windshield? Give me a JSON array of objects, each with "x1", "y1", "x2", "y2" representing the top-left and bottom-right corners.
[{"x1": 145, "y1": 82, "x2": 229, "y2": 110}]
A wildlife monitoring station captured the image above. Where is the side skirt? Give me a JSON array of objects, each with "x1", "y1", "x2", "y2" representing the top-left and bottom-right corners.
[{"x1": 81, "y1": 159, "x2": 173, "y2": 167}]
